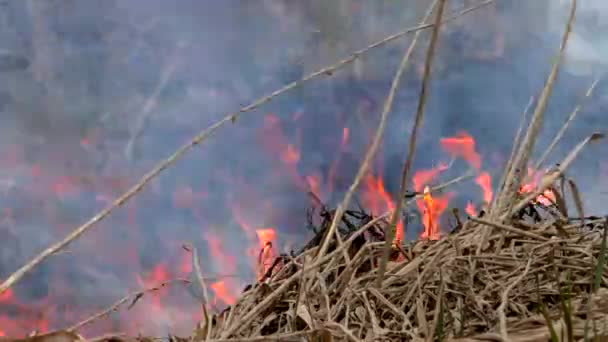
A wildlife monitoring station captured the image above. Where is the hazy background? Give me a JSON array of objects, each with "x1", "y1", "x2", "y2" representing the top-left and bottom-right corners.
[{"x1": 0, "y1": 0, "x2": 606, "y2": 337}]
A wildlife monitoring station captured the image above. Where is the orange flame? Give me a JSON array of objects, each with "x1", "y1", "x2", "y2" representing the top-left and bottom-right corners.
[
  {"x1": 440, "y1": 131, "x2": 481, "y2": 170},
  {"x1": 256, "y1": 228, "x2": 277, "y2": 281},
  {"x1": 210, "y1": 281, "x2": 236, "y2": 305},
  {"x1": 136, "y1": 263, "x2": 170, "y2": 309},
  {"x1": 412, "y1": 163, "x2": 449, "y2": 193},
  {"x1": 418, "y1": 186, "x2": 450, "y2": 240},
  {"x1": 362, "y1": 174, "x2": 403, "y2": 242},
  {"x1": 465, "y1": 202, "x2": 477, "y2": 217},
  {"x1": 440, "y1": 132, "x2": 495, "y2": 214},
  {"x1": 342, "y1": 127, "x2": 349, "y2": 145},
  {"x1": 519, "y1": 167, "x2": 556, "y2": 206},
  {"x1": 475, "y1": 172, "x2": 493, "y2": 204}
]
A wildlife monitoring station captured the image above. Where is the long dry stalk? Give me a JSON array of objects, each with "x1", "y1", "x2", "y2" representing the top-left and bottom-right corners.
[
  {"x1": 533, "y1": 78, "x2": 600, "y2": 171},
  {"x1": 375, "y1": 0, "x2": 448, "y2": 288},
  {"x1": 493, "y1": 96, "x2": 534, "y2": 208}
]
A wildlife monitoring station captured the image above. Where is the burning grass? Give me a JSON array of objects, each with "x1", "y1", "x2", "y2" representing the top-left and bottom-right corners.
[
  {"x1": 2, "y1": 0, "x2": 608, "y2": 341},
  {"x1": 50, "y1": 183, "x2": 608, "y2": 342},
  {"x1": 186, "y1": 198, "x2": 608, "y2": 342}
]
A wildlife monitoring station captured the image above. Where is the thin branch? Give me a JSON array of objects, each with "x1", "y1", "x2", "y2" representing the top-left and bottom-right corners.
[
  {"x1": 376, "y1": 0, "x2": 448, "y2": 288},
  {"x1": 67, "y1": 279, "x2": 190, "y2": 332},
  {"x1": 493, "y1": 96, "x2": 534, "y2": 208},
  {"x1": 533, "y1": 77, "x2": 600, "y2": 171},
  {"x1": 189, "y1": 243, "x2": 213, "y2": 341}
]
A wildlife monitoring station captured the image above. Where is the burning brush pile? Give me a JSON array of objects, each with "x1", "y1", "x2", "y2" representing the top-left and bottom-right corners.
[{"x1": 2, "y1": 0, "x2": 608, "y2": 341}]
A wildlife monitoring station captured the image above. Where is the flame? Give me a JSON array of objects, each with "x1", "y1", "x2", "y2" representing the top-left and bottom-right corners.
[
  {"x1": 259, "y1": 113, "x2": 306, "y2": 189},
  {"x1": 342, "y1": 127, "x2": 349, "y2": 145},
  {"x1": 305, "y1": 174, "x2": 322, "y2": 201},
  {"x1": 255, "y1": 228, "x2": 277, "y2": 281},
  {"x1": 475, "y1": 172, "x2": 493, "y2": 204},
  {"x1": 202, "y1": 232, "x2": 240, "y2": 306},
  {"x1": 281, "y1": 144, "x2": 300, "y2": 165},
  {"x1": 0, "y1": 288, "x2": 13, "y2": 303},
  {"x1": 440, "y1": 132, "x2": 494, "y2": 214},
  {"x1": 465, "y1": 202, "x2": 477, "y2": 217},
  {"x1": 362, "y1": 174, "x2": 403, "y2": 242},
  {"x1": 412, "y1": 165, "x2": 451, "y2": 240},
  {"x1": 418, "y1": 186, "x2": 450, "y2": 240},
  {"x1": 412, "y1": 163, "x2": 449, "y2": 193},
  {"x1": 204, "y1": 233, "x2": 237, "y2": 274},
  {"x1": 519, "y1": 168, "x2": 556, "y2": 206},
  {"x1": 136, "y1": 264, "x2": 170, "y2": 310},
  {"x1": 210, "y1": 281, "x2": 236, "y2": 306},
  {"x1": 440, "y1": 131, "x2": 481, "y2": 170}
]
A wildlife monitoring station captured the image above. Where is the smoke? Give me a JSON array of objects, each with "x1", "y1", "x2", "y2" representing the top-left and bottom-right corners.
[{"x1": 0, "y1": 0, "x2": 606, "y2": 336}]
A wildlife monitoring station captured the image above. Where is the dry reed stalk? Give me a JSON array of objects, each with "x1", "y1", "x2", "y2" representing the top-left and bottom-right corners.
[
  {"x1": 315, "y1": 0, "x2": 441, "y2": 261},
  {"x1": 376, "y1": 0, "x2": 448, "y2": 288},
  {"x1": 533, "y1": 78, "x2": 600, "y2": 171},
  {"x1": 493, "y1": 96, "x2": 534, "y2": 208},
  {"x1": 67, "y1": 279, "x2": 190, "y2": 332}
]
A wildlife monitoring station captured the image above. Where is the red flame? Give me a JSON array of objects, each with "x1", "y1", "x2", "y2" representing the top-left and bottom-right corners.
[
  {"x1": 136, "y1": 264, "x2": 170, "y2": 310},
  {"x1": 412, "y1": 163, "x2": 449, "y2": 193},
  {"x1": 342, "y1": 127, "x2": 349, "y2": 145},
  {"x1": 475, "y1": 172, "x2": 493, "y2": 204},
  {"x1": 412, "y1": 164, "x2": 452, "y2": 240},
  {"x1": 441, "y1": 132, "x2": 494, "y2": 214},
  {"x1": 418, "y1": 186, "x2": 451, "y2": 240},
  {"x1": 210, "y1": 281, "x2": 236, "y2": 306},
  {"x1": 519, "y1": 168, "x2": 556, "y2": 206},
  {"x1": 255, "y1": 228, "x2": 277, "y2": 281},
  {"x1": 440, "y1": 131, "x2": 481, "y2": 170},
  {"x1": 362, "y1": 174, "x2": 403, "y2": 242},
  {"x1": 465, "y1": 202, "x2": 477, "y2": 217}
]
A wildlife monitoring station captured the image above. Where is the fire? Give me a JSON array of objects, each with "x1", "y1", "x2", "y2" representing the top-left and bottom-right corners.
[
  {"x1": 255, "y1": 228, "x2": 277, "y2": 281},
  {"x1": 475, "y1": 172, "x2": 493, "y2": 204},
  {"x1": 440, "y1": 131, "x2": 481, "y2": 170},
  {"x1": 519, "y1": 168, "x2": 556, "y2": 206},
  {"x1": 465, "y1": 201, "x2": 477, "y2": 217},
  {"x1": 412, "y1": 164, "x2": 451, "y2": 240},
  {"x1": 305, "y1": 174, "x2": 322, "y2": 201},
  {"x1": 412, "y1": 163, "x2": 449, "y2": 192},
  {"x1": 418, "y1": 186, "x2": 450, "y2": 241},
  {"x1": 0, "y1": 287, "x2": 12, "y2": 303},
  {"x1": 281, "y1": 144, "x2": 300, "y2": 165},
  {"x1": 136, "y1": 264, "x2": 170, "y2": 310},
  {"x1": 440, "y1": 132, "x2": 495, "y2": 219},
  {"x1": 201, "y1": 232, "x2": 241, "y2": 307},
  {"x1": 342, "y1": 127, "x2": 349, "y2": 145},
  {"x1": 362, "y1": 174, "x2": 403, "y2": 242},
  {"x1": 210, "y1": 281, "x2": 236, "y2": 306}
]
